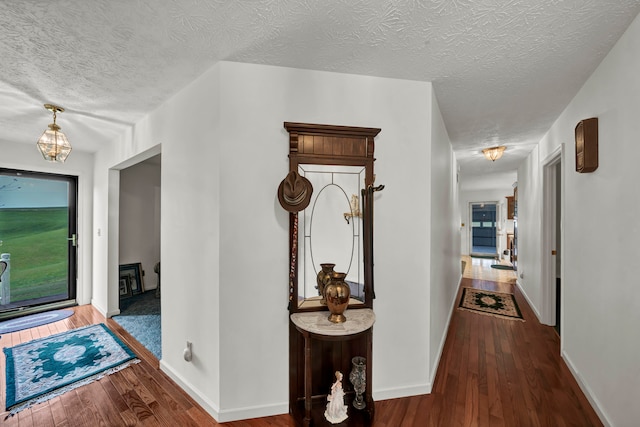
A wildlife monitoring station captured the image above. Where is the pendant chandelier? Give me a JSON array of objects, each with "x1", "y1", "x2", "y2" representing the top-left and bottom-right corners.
[
  {"x1": 482, "y1": 146, "x2": 506, "y2": 162},
  {"x1": 36, "y1": 104, "x2": 72, "y2": 163}
]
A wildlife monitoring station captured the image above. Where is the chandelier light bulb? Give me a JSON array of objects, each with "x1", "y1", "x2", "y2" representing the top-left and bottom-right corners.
[
  {"x1": 482, "y1": 146, "x2": 506, "y2": 162},
  {"x1": 36, "y1": 104, "x2": 72, "y2": 163}
]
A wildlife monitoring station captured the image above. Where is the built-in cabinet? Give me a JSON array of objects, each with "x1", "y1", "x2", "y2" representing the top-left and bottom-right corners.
[
  {"x1": 507, "y1": 233, "x2": 514, "y2": 263},
  {"x1": 283, "y1": 123, "x2": 381, "y2": 426},
  {"x1": 506, "y1": 196, "x2": 515, "y2": 220}
]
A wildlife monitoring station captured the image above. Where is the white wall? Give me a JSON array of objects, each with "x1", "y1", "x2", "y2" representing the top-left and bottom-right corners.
[
  {"x1": 519, "y1": 13, "x2": 640, "y2": 426},
  {"x1": 89, "y1": 61, "x2": 459, "y2": 422},
  {"x1": 96, "y1": 60, "x2": 458, "y2": 421},
  {"x1": 0, "y1": 141, "x2": 94, "y2": 307},
  {"x1": 459, "y1": 188, "x2": 515, "y2": 257},
  {"x1": 516, "y1": 146, "x2": 543, "y2": 319},
  {"x1": 119, "y1": 159, "x2": 161, "y2": 290},
  {"x1": 215, "y1": 62, "x2": 437, "y2": 412},
  {"x1": 90, "y1": 63, "x2": 223, "y2": 411},
  {"x1": 429, "y1": 90, "x2": 460, "y2": 384}
]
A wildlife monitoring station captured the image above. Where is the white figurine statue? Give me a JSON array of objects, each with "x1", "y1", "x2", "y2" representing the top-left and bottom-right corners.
[{"x1": 324, "y1": 371, "x2": 348, "y2": 424}]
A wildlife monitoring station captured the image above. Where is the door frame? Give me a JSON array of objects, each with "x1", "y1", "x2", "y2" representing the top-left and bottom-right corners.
[
  {"x1": 541, "y1": 145, "x2": 563, "y2": 328},
  {"x1": 107, "y1": 145, "x2": 161, "y2": 318},
  {"x1": 0, "y1": 168, "x2": 78, "y2": 317},
  {"x1": 468, "y1": 201, "x2": 500, "y2": 255}
]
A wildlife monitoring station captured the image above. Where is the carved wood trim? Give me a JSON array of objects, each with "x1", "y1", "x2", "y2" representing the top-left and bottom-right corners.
[{"x1": 285, "y1": 122, "x2": 380, "y2": 162}]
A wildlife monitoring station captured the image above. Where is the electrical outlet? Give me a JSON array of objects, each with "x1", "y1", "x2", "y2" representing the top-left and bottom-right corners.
[{"x1": 183, "y1": 341, "x2": 193, "y2": 362}]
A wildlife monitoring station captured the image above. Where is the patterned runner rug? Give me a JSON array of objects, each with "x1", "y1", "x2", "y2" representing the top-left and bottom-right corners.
[
  {"x1": 0, "y1": 309, "x2": 74, "y2": 335},
  {"x1": 458, "y1": 287, "x2": 524, "y2": 321},
  {"x1": 3, "y1": 323, "x2": 139, "y2": 416}
]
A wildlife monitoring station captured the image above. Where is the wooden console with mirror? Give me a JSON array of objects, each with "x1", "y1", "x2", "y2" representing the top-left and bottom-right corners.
[{"x1": 283, "y1": 122, "x2": 382, "y2": 426}]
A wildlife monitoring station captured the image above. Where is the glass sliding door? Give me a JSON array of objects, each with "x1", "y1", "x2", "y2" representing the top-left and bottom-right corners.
[
  {"x1": 470, "y1": 202, "x2": 498, "y2": 256},
  {"x1": 0, "y1": 168, "x2": 77, "y2": 317}
]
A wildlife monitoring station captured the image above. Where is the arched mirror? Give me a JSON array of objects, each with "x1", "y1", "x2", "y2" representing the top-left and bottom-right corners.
[{"x1": 284, "y1": 122, "x2": 381, "y2": 313}]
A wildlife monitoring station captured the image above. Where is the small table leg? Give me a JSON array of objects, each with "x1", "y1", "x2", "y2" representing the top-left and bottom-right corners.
[{"x1": 303, "y1": 332, "x2": 312, "y2": 426}]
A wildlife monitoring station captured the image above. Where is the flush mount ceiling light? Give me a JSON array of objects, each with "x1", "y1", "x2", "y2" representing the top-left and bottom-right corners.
[
  {"x1": 482, "y1": 146, "x2": 506, "y2": 162},
  {"x1": 36, "y1": 103, "x2": 72, "y2": 163}
]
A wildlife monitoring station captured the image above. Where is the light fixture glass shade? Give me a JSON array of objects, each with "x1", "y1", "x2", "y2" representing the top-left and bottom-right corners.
[
  {"x1": 482, "y1": 146, "x2": 506, "y2": 162},
  {"x1": 37, "y1": 123, "x2": 72, "y2": 163}
]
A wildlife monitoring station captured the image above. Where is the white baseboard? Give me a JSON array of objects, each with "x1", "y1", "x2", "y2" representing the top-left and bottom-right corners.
[
  {"x1": 159, "y1": 360, "x2": 221, "y2": 421},
  {"x1": 217, "y1": 401, "x2": 288, "y2": 423},
  {"x1": 159, "y1": 360, "x2": 288, "y2": 423},
  {"x1": 90, "y1": 299, "x2": 116, "y2": 318},
  {"x1": 517, "y1": 283, "x2": 609, "y2": 426},
  {"x1": 429, "y1": 277, "x2": 460, "y2": 387},
  {"x1": 561, "y1": 350, "x2": 610, "y2": 427},
  {"x1": 374, "y1": 276, "x2": 460, "y2": 402},
  {"x1": 106, "y1": 309, "x2": 120, "y2": 318},
  {"x1": 515, "y1": 280, "x2": 542, "y2": 321},
  {"x1": 373, "y1": 383, "x2": 431, "y2": 402}
]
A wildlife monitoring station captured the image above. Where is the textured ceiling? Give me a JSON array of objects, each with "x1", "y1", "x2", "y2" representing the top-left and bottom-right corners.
[{"x1": 1, "y1": 0, "x2": 639, "y2": 178}]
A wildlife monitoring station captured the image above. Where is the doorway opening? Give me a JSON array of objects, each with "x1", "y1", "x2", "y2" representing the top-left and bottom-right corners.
[
  {"x1": 112, "y1": 153, "x2": 161, "y2": 359},
  {"x1": 542, "y1": 145, "x2": 562, "y2": 333},
  {"x1": 470, "y1": 202, "x2": 498, "y2": 257},
  {"x1": 0, "y1": 169, "x2": 77, "y2": 318}
]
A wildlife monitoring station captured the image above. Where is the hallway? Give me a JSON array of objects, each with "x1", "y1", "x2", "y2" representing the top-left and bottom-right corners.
[
  {"x1": 415, "y1": 257, "x2": 603, "y2": 426},
  {"x1": 0, "y1": 259, "x2": 602, "y2": 426}
]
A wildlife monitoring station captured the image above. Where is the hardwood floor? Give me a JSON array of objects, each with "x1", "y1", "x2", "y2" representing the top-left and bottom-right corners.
[{"x1": 0, "y1": 260, "x2": 602, "y2": 426}]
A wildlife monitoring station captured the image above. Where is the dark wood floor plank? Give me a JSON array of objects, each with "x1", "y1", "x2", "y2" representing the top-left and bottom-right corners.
[
  {"x1": 453, "y1": 301, "x2": 472, "y2": 425},
  {"x1": 58, "y1": 391, "x2": 88, "y2": 427},
  {"x1": 119, "y1": 409, "x2": 140, "y2": 426},
  {"x1": 398, "y1": 395, "x2": 424, "y2": 427},
  {"x1": 185, "y1": 406, "x2": 220, "y2": 427},
  {"x1": 17, "y1": 407, "x2": 34, "y2": 427},
  {"x1": 491, "y1": 318, "x2": 518, "y2": 427},
  {"x1": 81, "y1": 379, "x2": 127, "y2": 427},
  {"x1": 119, "y1": 365, "x2": 157, "y2": 406},
  {"x1": 139, "y1": 412, "x2": 163, "y2": 427},
  {"x1": 99, "y1": 376, "x2": 132, "y2": 414},
  {"x1": 482, "y1": 316, "x2": 505, "y2": 427},
  {"x1": 47, "y1": 396, "x2": 68, "y2": 426},
  {"x1": 127, "y1": 364, "x2": 197, "y2": 427},
  {"x1": 31, "y1": 404, "x2": 55, "y2": 426},
  {"x1": 109, "y1": 371, "x2": 156, "y2": 423},
  {"x1": 136, "y1": 360, "x2": 196, "y2": 410},
  {"x1": 3, "y1": 411, "x2": 19, "y2": 427}
]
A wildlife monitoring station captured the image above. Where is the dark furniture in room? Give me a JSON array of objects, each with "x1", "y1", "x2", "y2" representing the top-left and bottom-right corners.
[
  {"x1": 506, "y1": 195, "x2": 515, "y2": 220},
  {"x1": 284, "y1": 122, "x2": 382, "y2": 426}
]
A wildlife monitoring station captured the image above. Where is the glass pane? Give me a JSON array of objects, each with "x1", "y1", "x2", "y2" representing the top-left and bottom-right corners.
[
  {"x1": 471, "y1": 203, "x2": 497, "y2": 253},
  {"x1": 297, "y1": 164, "x2": 365, "y2": 306},
  {"x1": 0, "y1": 173, "x2": 71, "y2": 308}
]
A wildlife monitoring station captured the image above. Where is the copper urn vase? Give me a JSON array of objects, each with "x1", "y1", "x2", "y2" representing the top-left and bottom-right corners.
[
  {"x1": 316, "y1": 263, "x2": 335, "y2": 305},
  {"x1": 325, "y1": 272, "x2": 350, "y2": 323}
]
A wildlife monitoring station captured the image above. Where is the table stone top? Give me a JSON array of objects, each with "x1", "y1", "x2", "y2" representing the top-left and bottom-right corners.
[{"x1": 290, "y1": 308, "x2": 375, "y2": 336}]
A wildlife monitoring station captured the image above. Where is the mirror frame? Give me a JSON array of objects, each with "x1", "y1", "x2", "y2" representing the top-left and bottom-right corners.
[{"x1": 284, "y1": 122, "x2": 381, "y2": 313}]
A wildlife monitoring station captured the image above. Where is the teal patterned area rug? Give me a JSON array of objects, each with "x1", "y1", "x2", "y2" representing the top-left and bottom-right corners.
[
  {"x1": 3, "y1": 323, "x2": 139, "y2": 416},
  {"x1": 113, "y1": 291, "x2": 161, "y2": 359}
]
